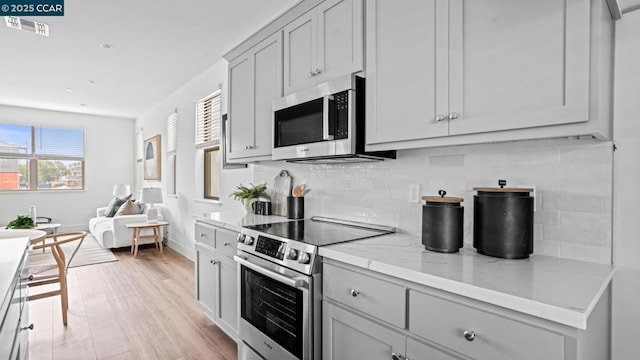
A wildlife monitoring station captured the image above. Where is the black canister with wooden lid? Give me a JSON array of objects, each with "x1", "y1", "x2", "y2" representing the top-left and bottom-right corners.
[
  {"x1": 422, "y1": 190, "x2": 464, "y2": 253},
  {"x1": 473, "y1": 180, "x2": 534, "y2": 259}
]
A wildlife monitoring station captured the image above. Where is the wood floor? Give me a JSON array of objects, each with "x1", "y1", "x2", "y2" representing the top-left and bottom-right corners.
[{"x1": 28, "y1": 245, "x2": 238, "y2": 360}]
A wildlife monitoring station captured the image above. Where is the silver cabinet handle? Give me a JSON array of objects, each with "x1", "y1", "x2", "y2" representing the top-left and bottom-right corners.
[
  {"x1": 350, "y1": 289, "x2": 360, "y2": 297},
  {"x1": 223, "y1": 242, "x2": 230, "y2": 247},
  {"x1": 199, "y1": 233, "x2": 206, "y2": 238},
  {"x1": 391, "y1": 353, "x2": 406, "y2": 360},
  {"x1": 435, "y1": 114, "x2": 446, "y2": 122},
  {"x1": 21, "y1": 324, "x2": 34, "y2": 331},
  {"x1": 315, "y1": 69, "x2": 322, "y2": 75},
  {"x1": 244, "y1": 145, "x2": 254, "y2": 150},
  {"x1": 448, "y1": 112, "x2": 459, "y2": 120},
  {"x1": 210, "y1": 259, "x2": 219, "y2": 265},
  {"x1": 23, "y1": 274, "x2": 34, "y2": 281},
  {"x1": 463, "y1": 330, "x2": 476, "y2": 341},
  {"x1": 309, "y1": 71, "x2": 315, "y2": 77}
]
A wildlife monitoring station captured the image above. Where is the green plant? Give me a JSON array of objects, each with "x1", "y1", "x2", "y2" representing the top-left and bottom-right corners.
[
  {"x1": 5, "y1": 215, "x2": 35, "y2": 229},
  {"x1": 230, "y1": 183, "x2": 270, "y2": 205}
]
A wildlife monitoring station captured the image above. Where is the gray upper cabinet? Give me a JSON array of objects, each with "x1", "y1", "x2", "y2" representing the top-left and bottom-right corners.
[
  {"x1": 284, "y1": 0, "x2": 364, "y2": 95},
  {"x1": 366, "y1": 0, "x2": 612, "y2": 150},
  {"x1": 365, "y1": 0, "x2": 448, "y2": 145},
  {"x1": 227, "y1": 31, "x2": 283, "y2": 162}
]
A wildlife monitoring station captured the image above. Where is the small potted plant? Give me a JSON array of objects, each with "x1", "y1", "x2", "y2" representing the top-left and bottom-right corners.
[
  {"x1": 5, "y1": 215, "x2": 35, "y2": 229},
  {"x1": 230, "y1": 183, "x2": 270, "y2": 212}
]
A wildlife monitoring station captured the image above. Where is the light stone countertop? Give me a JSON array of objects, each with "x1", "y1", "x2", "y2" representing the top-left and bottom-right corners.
[
  {"x1": 0, "y1": 237, "x2": 29, "y2": 316},
  {"x1": 319, "y1": 233, "x2": 615, "y2": 330},
  {"x1": 195, "y1": 210, "x2": 292, "y2": 232}
]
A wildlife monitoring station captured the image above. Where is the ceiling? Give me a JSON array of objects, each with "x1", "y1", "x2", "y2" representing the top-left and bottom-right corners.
[{"x1": 0, "y1": 0, "x2": 299, "y2": 119}]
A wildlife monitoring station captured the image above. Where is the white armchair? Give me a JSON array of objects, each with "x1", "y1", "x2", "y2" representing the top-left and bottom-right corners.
[{"x1": 88, "y1": 207, "x2": 163, "y2": 249}]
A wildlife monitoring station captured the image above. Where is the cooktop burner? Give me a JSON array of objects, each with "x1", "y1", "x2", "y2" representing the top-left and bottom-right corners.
[{"x1": 243, "y1": 217, "x2": 395, "y2": 246}]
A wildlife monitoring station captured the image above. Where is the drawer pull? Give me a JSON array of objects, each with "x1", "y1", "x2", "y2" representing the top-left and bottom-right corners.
[
  {"x1": 210, "y1": 259, "x2": 219, "y2": 265},
  {"x1": 463, "y1": 330, "x2": 476, "y2": 341},
  {"x1": 350, "y1": 289, "x2": 360, "y2": 297},
  {"x1": 21, "y1": 324, "x2": 34, "y2": 331},
  {"x1": 199, "y1": 233, "x2": 206, "y2": 238},
  {"x1": 23, "y1": 274, "x2": 34, "y2": 281},
  {"x1": 391, "y1": 352, "x2": 405, "y2": 360},
  {"x1": 223, "y1": 242, "x2": 230, "y2": 247}
]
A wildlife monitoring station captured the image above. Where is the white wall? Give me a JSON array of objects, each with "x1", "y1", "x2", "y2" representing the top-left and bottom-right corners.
[
  {"x1": 135, "y1": 59, "x2": 254, "y2": 259},
  {"x1": 612, "y1": 8, "x2": 640, "y2": 359},
  {"x1": 255, "y1": 138, "x2": 613, "y2": 265},
  {"x1": 0, "y1": 104, "x2": 135, "y2": 230}
]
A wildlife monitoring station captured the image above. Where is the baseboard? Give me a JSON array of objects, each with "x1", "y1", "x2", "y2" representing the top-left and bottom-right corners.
[{"x1": 166, "y1": 237, "x2": 195, "y2": 261}]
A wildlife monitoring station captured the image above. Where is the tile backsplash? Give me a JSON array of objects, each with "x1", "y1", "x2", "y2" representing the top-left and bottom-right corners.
[{"x1": 254, "y1": 138, "x2": 613, "y2": 264}]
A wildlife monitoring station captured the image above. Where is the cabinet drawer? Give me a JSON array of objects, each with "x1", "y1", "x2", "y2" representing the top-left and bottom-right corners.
[
  {"x1": 195, "y1": 223, "x2": 216, "y2": 249},
  {"x1": 215, "y1": 227, "x2": 238, "y2": 257},
  {"x1": 409, "y1": 290, "x2": 564, "y2": 360},
  {"x1": 323, "y1": 263, "x2": 406, "y2": 328}
]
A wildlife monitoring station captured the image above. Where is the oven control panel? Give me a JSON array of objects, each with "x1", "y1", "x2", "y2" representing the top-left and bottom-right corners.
[
  {"x1": 255, "y1": 236, "x2": 285, "y2": 260},
  {"x1": 238, "y1": 230, "x2": 317, "y2": 274}
]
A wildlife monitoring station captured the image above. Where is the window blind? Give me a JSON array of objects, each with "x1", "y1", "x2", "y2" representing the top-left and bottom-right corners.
[
  {"x1": 34, "y1": 127, "x2": 84, "y2": 158},
  {"x1": 195, "y1": 90, "x2": 221, "y2": 146},
  {"x1": 167, "y1": 111, "x2": 178, "y2": 153}
]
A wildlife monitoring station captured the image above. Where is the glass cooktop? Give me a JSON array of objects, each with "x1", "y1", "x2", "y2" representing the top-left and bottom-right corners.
[{"x1": 243, "y1": 217, "x2": 395, "y2": 247}]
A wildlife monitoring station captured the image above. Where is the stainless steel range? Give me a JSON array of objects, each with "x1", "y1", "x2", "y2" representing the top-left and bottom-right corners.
[{"x1": 234, "y1": 216, "x2": 395, "y2": 360}]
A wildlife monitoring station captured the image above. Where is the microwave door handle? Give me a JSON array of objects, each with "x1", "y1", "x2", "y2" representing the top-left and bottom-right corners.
[
  {"x1": 234, "y1": 255, "x2": 309, "y2": 289},
  {"x1": 322, "y1": 95, "x2": 335, "y2": 141}
]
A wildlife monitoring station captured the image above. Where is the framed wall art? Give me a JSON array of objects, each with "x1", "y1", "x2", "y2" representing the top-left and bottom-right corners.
[{"x1": 144, "y1": 135, "x2": 161, "y2": 180}]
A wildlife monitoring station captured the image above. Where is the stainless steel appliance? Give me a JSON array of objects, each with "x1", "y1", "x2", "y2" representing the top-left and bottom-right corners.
[
  {"x1": 235, "y1": 216, "x2": 395, "y2": 360},
  {"x1": 271, "y1": 75, "x2": 395, "y2": 163}
]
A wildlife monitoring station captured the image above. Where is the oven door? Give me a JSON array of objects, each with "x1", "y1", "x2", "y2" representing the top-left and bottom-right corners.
[{"x1": 235, "y1": 254, "x2": 312, "y2": 360}]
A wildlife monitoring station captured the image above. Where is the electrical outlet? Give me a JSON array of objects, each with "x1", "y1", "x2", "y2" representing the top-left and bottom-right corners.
[{"x1": 408, "y1": 184, "x2": 421, "y2": 204}]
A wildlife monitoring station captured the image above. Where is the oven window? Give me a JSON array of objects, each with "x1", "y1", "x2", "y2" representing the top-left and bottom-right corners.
[
  {"x1": 274, "y1": 98, "x2": 324, "y2": 147},
  {"x1": 241, "y1": 266, "x2": 303, "y2": 358}
]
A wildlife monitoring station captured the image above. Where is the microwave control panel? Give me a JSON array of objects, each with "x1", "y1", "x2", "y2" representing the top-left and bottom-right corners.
[{"x1": 334, "y1": 91, "x2": 349, "y2": 139}]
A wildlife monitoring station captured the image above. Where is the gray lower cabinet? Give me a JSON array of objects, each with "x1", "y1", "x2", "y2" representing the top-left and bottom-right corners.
[
  {"x1": 1, "y1": 241, "x2": 30, "y2": 360},
  {"x1": 195, "y1": 221, "x2": 238, "y2": 340},
  {"x1": 322, "y1": 259, "x2": 609, "y2": 360},
  {"x1": 323, "y1": 301, "x2": 461, "y2": 360}
]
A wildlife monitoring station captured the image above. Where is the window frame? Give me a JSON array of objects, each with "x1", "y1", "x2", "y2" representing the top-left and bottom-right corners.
[
  {"x1": 167, "y1": 111, "x2": 178, "y2": 196},
  {"x1": 195, "y1": 90, "x2": 222, "y2": 201},
  {"x1": 0, "y1": 124, "x2": 85, "y2": 191},
  {"x1": 203, "y1": 146, "x2": 221, "y2": 200}
]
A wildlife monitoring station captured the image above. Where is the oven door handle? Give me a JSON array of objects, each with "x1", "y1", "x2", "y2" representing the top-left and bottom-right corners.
[{"x1": 234, "y1": 255, "x2": 308, "y2": 289}]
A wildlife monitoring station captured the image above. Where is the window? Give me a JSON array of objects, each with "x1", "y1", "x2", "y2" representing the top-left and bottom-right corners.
[
  {"x1": 0, "y1": 124, "x2": 85, "y2": 191},
  {"x1": 195, "y1": 91, "x2": 221, "y2": 200},
  {"x1": 195, "y1": 91, "x2": 221, "y2": 147},
  {"x1": 204, "y1": 147, "x2": 221, "y2": 200},
  {"x1": 167, "y1": 111, "x2": 177, "y2": 196}
]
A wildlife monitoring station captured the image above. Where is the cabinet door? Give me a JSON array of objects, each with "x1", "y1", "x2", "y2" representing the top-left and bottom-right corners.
[
  {"x1": 215, "y1": 255, "x2": 238, "y2": 339},
  {"x1": 323, "y1": 301, "x2": 405, "y2": 360},
  {"x1": 448, "y1": 0, "x2": 590, "y2": 135},
  {"x1": 284, "y1": 10, "x2": 317, "y2": 94},
  {"x1": 252, "y1": 32, "x2": 283, "y2": 158},
  {"x1": 228, "y1": 32, "x2": 282, "y2": 161},
  {"x1": 365, "y1": 0, "x2": 450, "y2": 145},
  {"x1": 228, "y1": 54, "x2": 255, "y2": 159},
  {"x1": 406, "y1": 337, "x2": 464, "y2": 360},
  {"x1": 195, "y1": 245, "x2": 217, "y2": 319},
  {"x1": 316, "y1": 0, "x2": 363, "y2": 84}
]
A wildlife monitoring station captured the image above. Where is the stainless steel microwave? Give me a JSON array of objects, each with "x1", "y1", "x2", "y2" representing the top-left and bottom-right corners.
[{"x1": 272, "y1": 75, "x2": 395, "y2": 163}]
